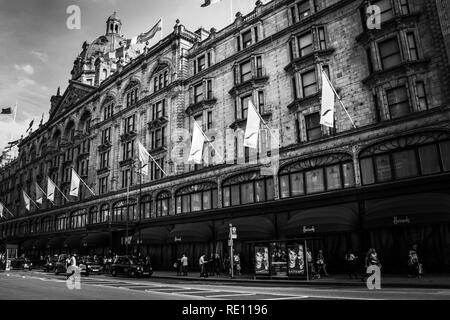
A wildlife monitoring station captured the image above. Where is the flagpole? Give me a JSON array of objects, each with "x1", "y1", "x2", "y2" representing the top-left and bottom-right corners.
[
  {"x1": 23, "y1": 191, "x2": 40, "y2": 210},
  {"x1": 1, "y1": 202, "x2": 14, "y2": 218},
  {"x1": 249, "y1": 102, "x2": 279, "y2": 144},
  {"x1": 49, "y1": 178, "x2": 70, "y2": 202},
  {"x1": 320, "y1": 66, "x2": 357, "y2": 129},
  {"x1": 160, "y1": 17, "x2": 163, "y2": 41},
  {"x1": 194, "y1": 121, "x2": 225, "y2": 163},
  {"x1": 13, "y1": 101, "x2": 18, "y2": 122},
  {"x1": 73, "y1": 169, "x2": 96, "y2": 196},
  {"x1": 148, "y1": 152, "x2": 167, "y2": 176}
]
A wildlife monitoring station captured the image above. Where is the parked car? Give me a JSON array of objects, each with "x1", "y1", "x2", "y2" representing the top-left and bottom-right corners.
[
  {"x1": 110, "y1": 256, "x2": 153, "y2": 278},
  {"x1": 43, "y1": 255, "x2": 59, "y2": 273},
  {"x1": 10, "y1": 257, "x2": 33, "y2": 271},
  {"x1": 54, "y1": 254, "x2": 68, "y2": 275},
  {"x1": 85, "y1": 257, "x2": 103, "y2": 274}
]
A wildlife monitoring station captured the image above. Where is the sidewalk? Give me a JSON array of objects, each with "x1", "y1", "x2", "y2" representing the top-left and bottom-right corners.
[{"x1": 150, "y1": 271, "x2": 450, "y2": 289}]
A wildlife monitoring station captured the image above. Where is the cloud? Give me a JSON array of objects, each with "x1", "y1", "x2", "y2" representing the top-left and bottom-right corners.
[
  {"x1": 14, "y1": 64, "x2": 34, "y2": 75},
  {"x1": 31, "y1": 51, "x2": 49, "y2": 63},
  {"x1": 17, "y1": 78, "x2": 37, "y2": 88}
]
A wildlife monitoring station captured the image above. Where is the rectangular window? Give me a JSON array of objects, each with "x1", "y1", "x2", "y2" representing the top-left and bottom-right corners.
[
  {"x1": 298, "y1": 0, "x2": 311, "y2": 19},
  {"x1": 203, "y1": 191, "x2": 212, "y2": 210},
  {"x1": 207, "y1": 52, "x2": 212, "y2": 67},
  {"x1": 124, "y1": 114, "x2": 136, "y2": 133},
  {"x1": 326, "y1": 165, "x2": 341, "y2": 190},
  {"x1": 257, "y1": 91, "x2": 265, "y2": 113},
  {"x1": 400, "y1": 0, "x2": 410, "y2": 15},
  {"x1": 242, "y1": 30, "x2": 252, "y2": 49},
  {"x1": 191, "y1": 193, "x2": 202, "y2": 212},
  {"x1": 98, "y1": 177, "x2": 108, "y2": 194},
  {"x1": 305, "y1": 168, "x2": 325, "y2": 194},
  {"x1": 207, "y1": 111, "x2": 213, "y2": 130},
  {"x1": 181, "y1": 195, "x2": 190, "y2": 213},
  {"x1": 256, "y1": 56, "x2": 263, "y2": 77},
  {"x1": 236, "y1": 35, "x2": 241, "y2": 52},
  {"x1": 241, "y1": 94, "x2": 252, "y2": 119},
  {"x1": 194, "y1": 83, "x2": 203, "y2": 103},
  {"x1": 100, "y1": 151, "x2": 110, "y2": 169},
  {"x1": 290, "y1": 172, "x2": 304, "y2": 196},
  {"x1": 206, "y1": 80, "x2": 212, "y2": 100},
  {"x1": 223, "y1": 187, "x2": 230, "y2": 207},
  {"x1": 439, "y1": 141, "x2": 450, "y2": 171},
  {"x1": 419, "y1": 144, "x2": 441, "y2": 175},
  {"x1": 407, "y1": 32, "x2": 418, "y2": 61},
  {"x1": 121, "y1": 169, "x2": 133, "y2": 188},
  {"x1": 342, "y1": 162, "x2": 356, "y2": 188},
  {"x1": 318, "y1": 27, "x2": 326, "y2": 50},
  {"x1": 305, "y1": 112, "x2": 321, "y2": 141},
  {"x1": 254, "y1": 26, "x2": 259, "y2": 43},
  {"x1": 240, "y1": 60, "x2": 252, "y2": 83},
  {"x1": 291, "y1": 6, "x2": 297, "y2": 24},
  {"x1": 367, "y1": 48, "x2": 374, "y2": 74},
  {"x1": 101, "y1": 128, "x2": 111, "y2": 144},
  {"x1": 360, "y1": 158, "x2": 375, "y2": 185},
  {"x1": 123, "y1": 140, "x2": 134, "y2": 160},
  {"x1": 154, "y1": 77, "x2": 158, "y2": 92},
  {"x1": 197, "y1": 55, "x2": 206, "y2": 72},
  {"x1": 375, "y1": 154, "x2": 392, "y2": 182},
  {"x1": 279, "y1": 175, "x2": 290, "y2": 198},
  {"x1": 231, "y1": 185, "x2": 240, "y2": 206},
  {"x1": 254, "y1": 180, "x2": 266, "y2": 202},
  {"x1": 298, "y1": 32, "x2": 313, "y2": 57},
  {"x1": 373, "y1": 0, "x2": 394, "y2": 23},
  {"x1": 393, "y1": 150, "x2": 418, "y2": 179},
  {"x1": 164, "y1": 71, "x2": 168, "y2": 87},
  {"x1": 416, "y1": 81, "x2": 428, "y2": 110},
  {"x1": 241, "y1": 182, "x2": 254, "y2": 204},
  {"x1": 292, "y1": 75, "x2": 298, "y2": 99},
  {"x1": 301, "y1": 69, "x2": 317, "y2": 97},
  {"x1": 387, "y1": 86, "x2": 410, "y2": 119},
  {"x1": 378, "y1": 37, "x2": 402, "y2": 69}
]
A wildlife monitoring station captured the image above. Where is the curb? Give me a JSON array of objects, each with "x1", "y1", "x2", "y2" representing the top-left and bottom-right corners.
[{"x1": 149, "y1": 274, "x2": 450, "y2": 289}]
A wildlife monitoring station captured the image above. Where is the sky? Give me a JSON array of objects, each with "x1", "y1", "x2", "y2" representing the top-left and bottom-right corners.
[{"x1": 0, "y1": 0, "x2": 265, "y2": 152}]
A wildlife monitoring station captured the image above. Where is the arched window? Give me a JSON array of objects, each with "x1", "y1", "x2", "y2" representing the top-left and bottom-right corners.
[
  {"x1": 175, "y1": 182, "x2": 218, "y2": 214},
  {"x1": 222, "y1": 171, "x2": 274, "y2": 207},
  {"x1": 156, "y1": 191, "x2": 171, "y2": 217},
  {"x1": 140, "y1": 194, "x2": 153, "y2": 220},
  {"x1": 125, "y1": 80, "x2": 139, "y2": 108},
  {"x1": 359, "y1": 131, "x2": 450, "y2": 185},
  {"x1": 112, "y1": 198, "x2": 137, "y2": 223},
  {"x1": 152, "y1": 64, "x2": 170, "y2": 92},
  {"x1": 100, "y1": 204, "x2": 110, "y2": 223},
  {"x1": 71, "y1": 209, "x2": 87, "y2": 229},
  {"x1": 279, "y1": 153, "x2": 355, "y2": 199}
]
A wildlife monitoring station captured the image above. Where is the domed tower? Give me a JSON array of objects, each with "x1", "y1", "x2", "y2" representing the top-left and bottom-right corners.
[{"x1": 106, "y1": 12, "x2": 122, "y2": 36}]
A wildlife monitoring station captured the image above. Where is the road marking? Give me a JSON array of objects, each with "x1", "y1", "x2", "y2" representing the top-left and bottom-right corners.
[
  {"x1": 206, "y1": 293, "x2": 256, "y2": 298},
  {"x1": 263, "y1": 296, "x2": 309, "y2": 300}
]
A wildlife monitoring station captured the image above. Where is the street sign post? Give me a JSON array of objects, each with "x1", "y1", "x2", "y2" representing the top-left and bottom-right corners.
[{"x1": 229, "y1": 224, "x2": 237, "y2": 278}]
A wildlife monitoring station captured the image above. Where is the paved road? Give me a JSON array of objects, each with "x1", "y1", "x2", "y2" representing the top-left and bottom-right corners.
[{"x1": 1, "y1": 270, "x2": 450, "y2": 300}]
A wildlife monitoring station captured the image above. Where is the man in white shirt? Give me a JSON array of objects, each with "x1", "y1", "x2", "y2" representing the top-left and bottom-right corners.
[
  {"x1": 181, "y1": 254, "x2": 188, "y2": 276},
  {"x1": 199, "y1": 254, "x2": 206, "y2": 277}
]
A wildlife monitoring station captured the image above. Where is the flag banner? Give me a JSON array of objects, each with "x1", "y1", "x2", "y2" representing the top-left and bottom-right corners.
[
  {"x1": 243, "y1": 100, "x2": 261, "y2": 149},
  {"x1": 138, "y1": 141, "x2": 150, "y2": 176},
  {"x1": 137, "y1": 19, "x2": 162, "y2": 43},
  {"x1": 188, "y1": 121, "x2": 205, "y2": 164},
  {"x1": 70, "y1": 169, "x2": 81, "y2": 197},
  {"x1": 47, "y1": 177, "x2": 56, "y2": 202},
  {"x1": 1, "y1": 107, "x2": 12, "y2": 115},
  {"x1": 320, "y1": 71, "x2": 335, "y2": 128},
  {"x1": 22, "y1": 190, "x2": 31, "y2": 211},
  {"x1": 201, "y1": 0, "x2": 223, "y2": 7},
  {"x1": 35, "y1": 182, "x2": 45, "y2": 205},
  {"x1": 0, "y1": 203, "x2": 4, "y2": 218}
]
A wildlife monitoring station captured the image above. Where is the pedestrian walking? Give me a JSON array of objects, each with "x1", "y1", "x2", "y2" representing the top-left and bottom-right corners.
[
  {"x1": 306, "y1": 248, "x2": 316, "y2": 279},
  {"x1": 174, "y1": 257, "x2": 181, "y2": 276},
  {"x1": 408, "y1": 244, "x2": 423, "y2": 278},
  {"x1": 234, "y1": 252, "x2": 241, "y2": 276},
  {"x1": 345, "y1": 249, "x2": 358, "y2": 279},
  {"x1": 362, "y1": 248, "x2": 381, "y2": 282},
  {"x1": 66, "y1": 254, "x2": 77, "y2": 280},
  {"x1": 199, "y1": 254, "x2": 207, "y2": 278},
  {"x1": 181, "y1": 254, "x2": 188, "y2": 276},
  {"x1": 214, "y1": 252, "x2": 221, "y2": 277},
  {"x1": 316, "y1": 249, "x2": 329, "y2": 278}
]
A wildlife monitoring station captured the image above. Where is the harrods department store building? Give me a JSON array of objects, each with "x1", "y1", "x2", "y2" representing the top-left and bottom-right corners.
[{"x1": 1, "y1": 0, "x2": 450, "y2": 274}]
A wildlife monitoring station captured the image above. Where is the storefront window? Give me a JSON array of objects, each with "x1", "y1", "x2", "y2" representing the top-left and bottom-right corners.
[
  {"x1": 305, "y1": 168, "x2": 324, "y2": 194},
  {"x1": 375, "y1": 155, "x2": 392, "y2": 182},
  {"x1": 279, "y1": 175, "x2": 290, "y2": 199},
  {"x1": 342, "y1": 162, "x2": 356, "y2": 188},
  {"x1": 191, "y1": 192, "x2": 202, "y2": 212},
  {"x1": 360, "y1": 133, "x2": 450, "y2": 185},
  {"x1": 175, "y1": 183, "x2": 218, "y2": 214},
  {"x1": 223, "y1": 172, "x2": 274, "y2": 207},
  {"x1": 419, "y1": 145, "x2": 440, "y2": 175},
  {"x1": 326, "y1": 165, "x2": 341, "y2": 190},
  {"x1": 290, "y1": 172, "x2": 304, "y2": 196},
  {"x1": 140, "y1": 195, "x2": 153, "y2": 219}
]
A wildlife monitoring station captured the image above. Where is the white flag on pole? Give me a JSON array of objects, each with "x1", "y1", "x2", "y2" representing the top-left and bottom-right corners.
[
  {"x1": 320, "y1": 71, "x2": 335, "y2": 128},
  {"x1": 47, "y1": 177, "x2": 56, "y2": 202},
  {"x1": 70, "y1": 169, "x2": 81, "y2": 197},
  {"x1": 22, "y1": 190, "x2": 32, "y2": 211},
  {"x1": 138, "y1": 141, "x2": 150, "y2": 176},
  {"x1": 188, "y1": 121, "x2": 205, "y2": 164},
  {"x1": 35, "y1": 182, "x2": 45, "y2": 205},
  {"x1": 243, "y1": 100, "x2": 261, "y2": 149},
  {"x1": 0, "y1": 203, "x2": 4, "y2": 218}
]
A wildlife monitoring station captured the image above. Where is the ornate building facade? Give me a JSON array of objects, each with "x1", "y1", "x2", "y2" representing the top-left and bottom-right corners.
[{"x1": 1, "y1": 0, "x2": 450, "y2": 274}]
